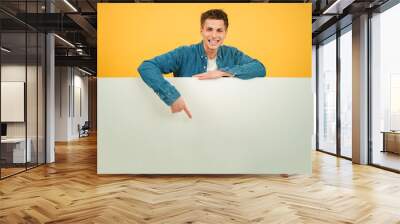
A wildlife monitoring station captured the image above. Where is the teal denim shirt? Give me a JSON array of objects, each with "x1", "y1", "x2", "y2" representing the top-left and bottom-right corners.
[{"x1": 137, "y1": 41, "x2": 266, "y2": 106}]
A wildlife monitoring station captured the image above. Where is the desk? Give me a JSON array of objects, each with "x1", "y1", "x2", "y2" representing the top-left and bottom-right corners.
[
  {"x1": 1, "y1": 138, "x2": 31, "y2": 163},
  {"x1": 382, "y1": 131, "x2": 400, "y2": 154}
]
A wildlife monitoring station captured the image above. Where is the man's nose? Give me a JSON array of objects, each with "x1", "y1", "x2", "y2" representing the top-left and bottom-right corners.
[{"x1": 212, "y1": 31, "x2": 217, "y2": 38}]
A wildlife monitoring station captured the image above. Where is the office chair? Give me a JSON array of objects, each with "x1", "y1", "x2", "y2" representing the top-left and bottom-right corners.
[{"x1": 79, "y1": 121, "x2": 90, "y2": 138}]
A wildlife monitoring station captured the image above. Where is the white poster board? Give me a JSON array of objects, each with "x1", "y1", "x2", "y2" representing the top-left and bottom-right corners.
[
  {"x1": 98, "y1": 78, "x2": 313, "y2": 174},
  {"x1": 1, "y1": 82, "x2": 25, "y2": 122}
]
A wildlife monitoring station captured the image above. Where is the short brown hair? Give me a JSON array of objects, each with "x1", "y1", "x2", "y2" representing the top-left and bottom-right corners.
[{"x1": 201, "y1": 9, "x2": 229, "y2": 29}]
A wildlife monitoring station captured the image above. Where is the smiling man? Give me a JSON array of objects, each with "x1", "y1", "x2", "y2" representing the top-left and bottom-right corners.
[{"x1": 138, "y1": 9, "x2": 266, "y2": 119}]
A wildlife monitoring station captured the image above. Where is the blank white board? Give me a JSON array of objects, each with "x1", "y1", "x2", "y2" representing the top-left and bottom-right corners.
[
  {"x1": 1, "y1": 82, "x2": 25, "y2": 122},
  {"x1": 98, "y1": 78, "x2": 313, "y2": 174}
]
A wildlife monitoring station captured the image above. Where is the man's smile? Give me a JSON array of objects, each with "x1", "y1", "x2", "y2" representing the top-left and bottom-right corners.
[{"x1": 208, "y1": 39, "x2": 220, "y2": 46}]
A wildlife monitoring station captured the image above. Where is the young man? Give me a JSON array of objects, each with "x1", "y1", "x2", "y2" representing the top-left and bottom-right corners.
[{"x1": 138, "y1": 9, "x2": 266, "y2": 119}]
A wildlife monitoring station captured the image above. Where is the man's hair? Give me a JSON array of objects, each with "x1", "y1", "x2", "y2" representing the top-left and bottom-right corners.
[{"x1": 201, "y1": 9, "x2": 229, "y2": 29}]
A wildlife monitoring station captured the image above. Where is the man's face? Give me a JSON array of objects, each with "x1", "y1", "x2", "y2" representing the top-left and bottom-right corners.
[{"x1": 201, "y1": 19, "x2": 227, "y2": 52}]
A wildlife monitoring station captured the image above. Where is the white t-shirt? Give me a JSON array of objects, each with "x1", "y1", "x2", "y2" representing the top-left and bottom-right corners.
[{"x1": 207, "y1": 58, "x2": 218, "y2": 72}]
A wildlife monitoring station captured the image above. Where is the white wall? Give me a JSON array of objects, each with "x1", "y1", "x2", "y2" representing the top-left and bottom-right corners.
[
  {"x1": 1, "y1": 82, "x2": 24, "y2": 122},
  {"x1": 55, "y1": 67, "x2": 89, "y2": 141},
  {"x1": 72, "y1": 73, "x2": 89, "y2": 138},
  {"x1": 1, "y1": 65, "x2": 38, "y2": 138},
  {"x1": 55, "y1": 67, "x2": 70, "y2": 141},
  {"x1": 1, "y1": 65, "x2": 25, "y2": 131}
]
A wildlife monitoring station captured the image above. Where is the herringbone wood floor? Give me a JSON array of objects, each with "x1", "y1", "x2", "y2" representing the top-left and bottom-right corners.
[{"x1": 1, "y1": 134, "x2": 400, "y2": 224}]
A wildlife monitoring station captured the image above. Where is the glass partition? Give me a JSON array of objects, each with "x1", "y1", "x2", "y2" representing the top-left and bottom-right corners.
[
  {"x1": 0, "y1": 1, "x2": 46, "y2": 179},
  {"x1": 1, "y1": 30, "x2": 28, "y2": 177}
]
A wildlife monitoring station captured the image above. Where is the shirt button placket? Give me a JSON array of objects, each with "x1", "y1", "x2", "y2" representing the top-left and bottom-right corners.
[{"x1": 203, "y1": 56, "x2": 206, "y2": 72}]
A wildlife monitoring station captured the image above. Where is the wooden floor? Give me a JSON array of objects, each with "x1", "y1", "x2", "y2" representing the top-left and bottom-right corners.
[
  {"x1": 1, "y1": 163, "x2": 44, "y2": 178},
  {"x1": 373, "y1": 151, "x2": 400, "y2": 171},
  {"x1": 0, "y1": 167, "x2": 26, "y2": 178},
  {"x1": 1, "y1": 135, "x2": 400, "y2": 223}
]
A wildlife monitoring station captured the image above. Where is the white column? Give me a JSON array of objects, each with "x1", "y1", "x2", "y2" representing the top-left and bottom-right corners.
[
  {"x1": 45, "y1": 1, "x2": 55, "y2": 163},
  {"x1": 46, "y1": 33, "x2": 55, "y2": 163},
  {"x1": 352, "y1": 14, "x2": 369, "y2": 164}
]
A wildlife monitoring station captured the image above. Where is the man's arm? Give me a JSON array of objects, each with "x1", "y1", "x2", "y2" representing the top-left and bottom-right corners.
[
  {"x1": 219, "y1": 49, "x2": 266, "y2": 79},
  {"x1": 138, "y1": 47, "x2": 192, "y2": 118},
  {"x1": 138, "y1": 48, "x2": 183, "y2": 106}
]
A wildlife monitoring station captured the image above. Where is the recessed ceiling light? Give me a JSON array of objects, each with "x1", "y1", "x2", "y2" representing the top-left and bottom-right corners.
[
  {"x1": 54, "y1": 34, "x2": 75, "y2": 48},
  {"x1": 323, "y1": 0, "x2": 355, "y2": 15},
  {"x1": 63, "y1": 0, "x2": 78, "y2": 12},
  {"x1": 78, "y1": 67, "x2": 93, "y2": 76},
  {"x1": 1, "y1": 47, "x2": 11, "y2": 53}
]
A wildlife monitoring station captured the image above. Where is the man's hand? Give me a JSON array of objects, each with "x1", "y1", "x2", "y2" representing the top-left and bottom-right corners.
[
  {"x1": 171, "y1": 96, "x2": 192, "y2": 119},
  {"x1": 193, "y1": 70, "x2": 232, "y2": 80}
]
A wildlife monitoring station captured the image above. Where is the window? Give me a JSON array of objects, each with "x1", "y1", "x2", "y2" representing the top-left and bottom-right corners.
[
  {"x1": 371, "y1": 2, "x2": 400, "y2": 171},
  {"x1": 317, "y1": 36, "x2": 337, "y2": 154},
  {"x1": 339, "y1": 28, "x2": 352, "y2": 158}
]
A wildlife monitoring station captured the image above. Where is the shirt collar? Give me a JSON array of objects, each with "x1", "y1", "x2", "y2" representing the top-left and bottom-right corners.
[{"x1": 197, "y1": 41, "x2": 222, "y2": 59}]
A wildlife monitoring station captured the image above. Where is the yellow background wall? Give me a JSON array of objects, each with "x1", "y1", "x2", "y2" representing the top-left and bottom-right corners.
[{"x1": 98, "y1": 3, "x2": 311, "y2": 78}]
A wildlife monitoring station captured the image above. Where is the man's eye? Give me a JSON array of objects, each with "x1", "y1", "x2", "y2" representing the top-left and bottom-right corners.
[{"x1": 207, "y1": 28, "x2": 213, "y2": 31}]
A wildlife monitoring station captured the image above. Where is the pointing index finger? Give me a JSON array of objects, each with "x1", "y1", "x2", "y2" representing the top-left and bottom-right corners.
[{"x1": 183, "y1": 105, "x2": 192, "y2": 119}]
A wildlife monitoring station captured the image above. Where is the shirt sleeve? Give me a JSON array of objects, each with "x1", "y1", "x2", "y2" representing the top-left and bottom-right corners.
[
  {"x1": 137, "y1": 47, "x2": 184, "y2": 106},
  {"x1": 219, "y1": 48, "x2": 267, "y2": 79}
]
